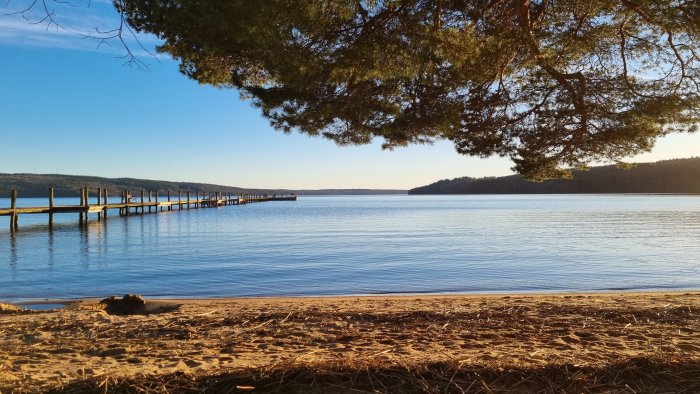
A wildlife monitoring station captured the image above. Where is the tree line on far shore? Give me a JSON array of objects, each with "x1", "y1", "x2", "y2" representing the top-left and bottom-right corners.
[
  {"x1": 409, "y1": 158, "x2": 700, "y2": 194},
  {"x1": 0, "y1": 174, "x2": 256, "y2": 198},
  {"x1": 0, "y1": 174, "x2": 405, "y2": 198}
]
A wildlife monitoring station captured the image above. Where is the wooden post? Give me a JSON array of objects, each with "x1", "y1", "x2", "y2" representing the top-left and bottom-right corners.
[
  {"x1": 79, "y1": 188, "x2": 85, "y2": 226},
  {"x1": 148, "y1": 191, "x2": 152, "y2": 213},
  {"x1": 10, "y1": 189, "x2": 17, "y2": 232},
  {"x1": 83, "y1": 187, "x2": 88, "y2": 224},
  {"x1": 97, "y1": 188, "x2": 103, "y2": 222},
  {"x1": 155, "y1": 191, "x2": 159, "y2": 213},
  {"x1": 103, "y1": 189, "x2": 109, "y2": 221},
  {"x1": 141, "y1": 190, "x2": 145, "y2": 214},
  {"x1": 178, "y1": 190, "x2": 182, "y2": 210},
  {"x1": 84, "y1": 187, "x2": 90, "y2": 224},
  {"x1": 167, "y1": 191, "x2": 171, "y2": 211},
  {"x1": 48, "y1": 187, "x2": 54, "y2": 228},
  {"x1": 125, "y1": 190, "x2": 130, "y2": 216},
  {"x1": 187, "y1": 191, "x2": 190, "y2": 209}
]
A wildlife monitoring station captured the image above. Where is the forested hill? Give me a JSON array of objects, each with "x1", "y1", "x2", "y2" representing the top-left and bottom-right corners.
[
  {"x1": 409, "y1": 158, "x2": 700, "y2": 195},
  {"x1": 0, "y1": 174, "x2": 262, "y2": 198},
  {"x1": 0, "y1": 174, "x2": 405, "y2": 197}
]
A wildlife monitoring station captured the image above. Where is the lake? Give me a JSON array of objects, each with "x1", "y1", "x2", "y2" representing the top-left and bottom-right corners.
[{"x1": 1, "y1": 195, "x2": 699, "y2": 302}]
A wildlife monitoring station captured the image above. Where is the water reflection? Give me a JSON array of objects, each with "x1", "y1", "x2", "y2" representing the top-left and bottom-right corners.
[
  {"x1": 9, "y1": 232, "x2": 17, "y2": 280},
  {"x1": 97, "y1": 218, "x2": 107, "y2": 266},
  {"x1": 48, "y1": 229, "x2": 54, "y2": 275},
  {"x1": 80, "y1": 221, "x2": 90, "y2": 270}
]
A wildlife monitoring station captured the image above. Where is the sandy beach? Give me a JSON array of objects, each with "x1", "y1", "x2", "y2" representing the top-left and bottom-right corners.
[{"x1": 1, "y1": 292, "x2": 699, "y2": 392}]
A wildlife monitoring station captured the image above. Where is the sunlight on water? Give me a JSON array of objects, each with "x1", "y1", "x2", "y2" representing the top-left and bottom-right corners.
[{"x1": 1, "y1": 195, "x2": 699, "y2": 301}]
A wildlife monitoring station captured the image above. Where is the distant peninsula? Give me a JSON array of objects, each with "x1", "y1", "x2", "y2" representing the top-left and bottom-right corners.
[
  {"x1": 409, "y1": 158, "x2": 700, "y2": 194},
  {"x1": 0, "y1": 174, "x2": 405, "y2": 198}
]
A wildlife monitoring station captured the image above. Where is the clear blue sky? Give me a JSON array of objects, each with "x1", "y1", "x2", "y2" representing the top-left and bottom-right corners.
[{"x1": 1, "y1": 2, "x2": 698, "y2": 189}]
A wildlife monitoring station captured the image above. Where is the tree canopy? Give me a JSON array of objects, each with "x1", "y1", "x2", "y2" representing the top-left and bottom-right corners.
[{"x1": 118, "y1": 0, "x2": 699, "y2": 179}]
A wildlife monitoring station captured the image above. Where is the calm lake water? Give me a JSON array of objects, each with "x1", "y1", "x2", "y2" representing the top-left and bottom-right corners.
[{"x1": 1, "y1": 195, "x2": 699, "y2": 302}]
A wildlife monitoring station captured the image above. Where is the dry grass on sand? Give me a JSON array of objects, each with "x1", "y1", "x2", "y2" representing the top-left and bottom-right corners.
[{"x1": 1, "y1": 292, "x2": 699, "y2": 393}]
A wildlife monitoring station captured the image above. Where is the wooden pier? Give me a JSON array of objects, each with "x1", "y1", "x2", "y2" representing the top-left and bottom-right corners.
[{"x1": 1, "y1": 188, "x2": 296, "y2": 232}]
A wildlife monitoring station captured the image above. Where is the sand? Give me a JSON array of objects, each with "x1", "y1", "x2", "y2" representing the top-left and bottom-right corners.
[{"x1": 1, "y1": 292, "x2": 699, "y2": 392}]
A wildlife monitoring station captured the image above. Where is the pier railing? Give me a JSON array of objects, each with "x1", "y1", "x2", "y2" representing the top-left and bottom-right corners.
[{"x1": 1, "y1": 188, "x2": 296, "y2": 232}]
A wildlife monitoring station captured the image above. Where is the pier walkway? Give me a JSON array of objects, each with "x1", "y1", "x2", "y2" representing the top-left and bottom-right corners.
[{"x1": 1, "y1": 188, "x2": 296, "y2": 232}]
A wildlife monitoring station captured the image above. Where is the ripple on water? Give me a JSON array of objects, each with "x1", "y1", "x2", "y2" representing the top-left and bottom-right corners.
[{"x1": 1, "y1": 195, "x2": 699, "y2": 301}]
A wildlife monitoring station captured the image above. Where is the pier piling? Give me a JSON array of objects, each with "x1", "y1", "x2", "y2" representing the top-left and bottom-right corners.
[
  {"x1": 79, "y1": 188, "x2": 84, "y2": 226},
  {"x1": 103, "y1": 189, "x2": 109, "y2": 221},
  {"x1": 2, "y1": 188, "x2": 296, "y2": 230},
  {"x1": 10, "y1": 189, "x2": 18, "y2": 232},
  {"x1": 97, "y1": 188, "x2": 103, "y2": 222},
  {"x1": 49, "y1": 188, "x2": 54, "y2": 228}
]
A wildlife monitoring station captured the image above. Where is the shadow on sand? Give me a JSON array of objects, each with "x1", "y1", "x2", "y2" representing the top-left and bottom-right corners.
[{"x1": 44, "y1": 357, "x2": 700, "y2": 393}]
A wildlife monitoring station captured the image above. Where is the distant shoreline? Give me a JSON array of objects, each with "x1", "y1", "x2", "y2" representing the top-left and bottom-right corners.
[
  {"x1": 410, "y1": 157, "x2": 700, "y2": 194},
  {"x1": 0, "y1": 173, "x2": 406, "y2": 198},
  {"x1": 4, "y1": 192, "x2": 700, "y2": 200}
]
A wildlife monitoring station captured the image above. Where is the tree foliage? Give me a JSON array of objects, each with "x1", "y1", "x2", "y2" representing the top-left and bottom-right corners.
[{"x1": 118, "y1": 0, "x2": 700, "y2": 179}]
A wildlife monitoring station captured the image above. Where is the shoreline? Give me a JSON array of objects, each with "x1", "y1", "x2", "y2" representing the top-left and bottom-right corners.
[
  {"x1": 2, "y1": 291, "x2": 699, "y2": 392},
  {"x1": 7, "y1": 287, "x2": 700, "y2": 306}
]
